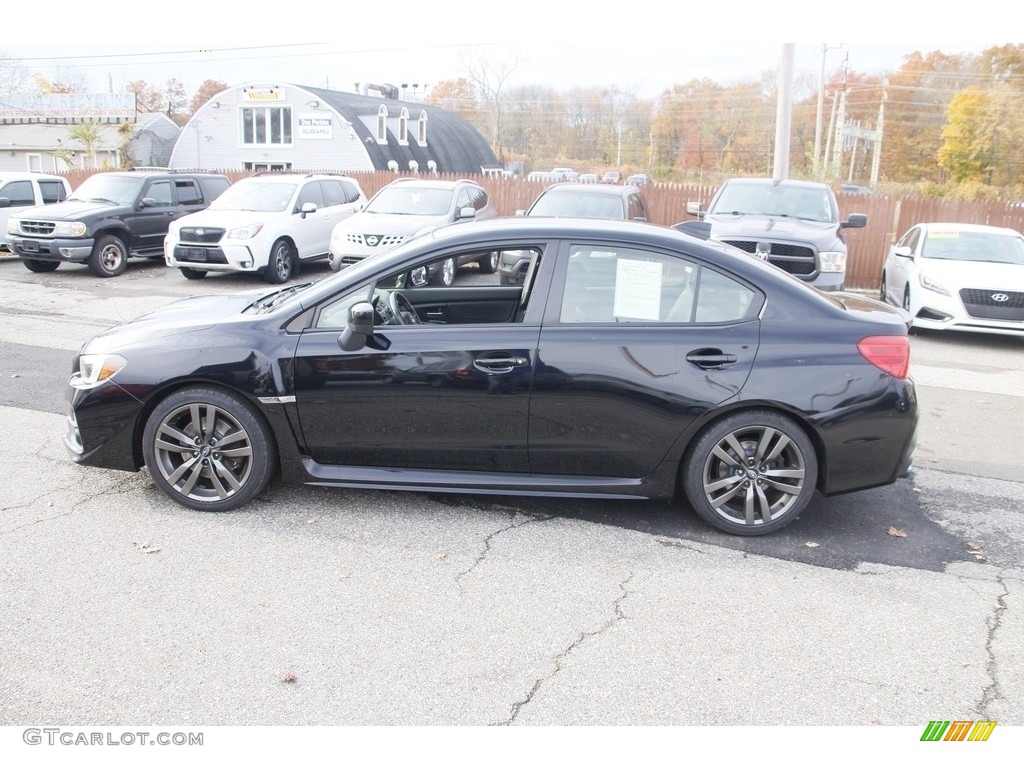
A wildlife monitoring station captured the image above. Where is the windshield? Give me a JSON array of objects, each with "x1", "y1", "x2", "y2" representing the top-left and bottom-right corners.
[
  {"x1": 69, "y1": 175, "x2": 145, "y2": 205},
  {"x1": 711, "y1": 181, "x2": 837, "y2": 223},
  {"x1": 366, "y1": 186, "x2": 453, "y2": 215},
  {"x1": 210, "y1": 180, "x2": 297, "y2": 212},
  {"x1": 922, "y1": 230, "x2": 1024, "y2": 264},
  {"x1": 529, "y1": 190, "x2": 624, "y2": 218}
]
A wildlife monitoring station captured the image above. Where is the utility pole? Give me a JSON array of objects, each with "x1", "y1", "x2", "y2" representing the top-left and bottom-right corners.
[
  {"x1": 773, "y1": 43, "x2": 795, "y2": 181},
  {"x1": 814, "y1": 43, "x2": 843, "y2": 177}
]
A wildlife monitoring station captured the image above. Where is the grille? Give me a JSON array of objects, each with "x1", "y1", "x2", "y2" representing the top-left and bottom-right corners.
[
  {"x1": 347, "y1": 233, "x2": 407, "y2": 248},
  {"x1": 179, "y1": 227, "x2": 226, "y2": 244},
  {"x1": 17, "y1": 219, "x2": 56, "y2": 236},
  {"x1": 722, "y1": 239, "x2": 817, "y2": 277},
  {"x1": 173, "y1": 245, "x2": 228, "y2": 264},
  {"x1": 959, "y1": 288, "x2": 1024, "y2": 321}
]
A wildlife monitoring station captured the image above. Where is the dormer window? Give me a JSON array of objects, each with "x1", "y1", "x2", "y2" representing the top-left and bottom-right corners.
[
  {"x1": 377, "y1": 105, "x2": 388, "y2": 143},
  {"x1": 398, "y1": 108, "x2": 409, "y2": 145},
  {"x1": 417, "y1": 111, "x2": 428, "y2": 146}
]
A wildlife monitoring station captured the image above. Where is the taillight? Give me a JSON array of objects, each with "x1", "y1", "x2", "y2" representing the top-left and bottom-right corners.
[{"x1": 857, "y1": 335, "x2": 910, "y2": 379}]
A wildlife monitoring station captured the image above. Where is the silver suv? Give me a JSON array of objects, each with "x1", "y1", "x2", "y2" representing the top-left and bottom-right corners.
[{"x1": 328, "y1": 178, "x2": 496, "y2": 285}]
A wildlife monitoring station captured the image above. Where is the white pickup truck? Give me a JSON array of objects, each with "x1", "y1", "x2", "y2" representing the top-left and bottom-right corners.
[{"x1": 0, "y1": 172, "x2": 73, "y2": 253}]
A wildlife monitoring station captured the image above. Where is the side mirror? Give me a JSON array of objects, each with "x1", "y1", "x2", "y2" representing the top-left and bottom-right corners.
[
  {"x1": 140, "y1": 197, "x2": 156, "y2": 208},
  {"x1": 515, "y1": 209, "x2": 526, "y2": 216},
  {"x1": 893, "y1": 245, "x2": 914, "y2": 259},
  {"x1": 455, "y1": 206, "x2": 476, "y2": 221},
  {"x1": 338, "y1": 301, "x2": 375, "y2": 351},
  {"x1": 841, "y1": 213, "x2": 868, "y2": 228},
  {"x1": 300, "y1": 201, "x2": 317, "y2": 218},
  {"x1": 685, "y1": 201, "x2": 705, "y2": 218},
  {"x1": 0, "y1": 197, "x2": 11, "y2": 208},
  {"x1": 409, "y1": 266, "x2": 429, "y2": 287}
]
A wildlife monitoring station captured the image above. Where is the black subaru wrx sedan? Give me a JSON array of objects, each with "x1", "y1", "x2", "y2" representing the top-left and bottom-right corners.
[{"x1": 64, "y1": 217, "x2": 917, "y2": 536}]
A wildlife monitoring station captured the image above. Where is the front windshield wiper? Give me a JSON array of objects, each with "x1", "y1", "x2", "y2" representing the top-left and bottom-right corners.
[{"x1": 245, "y1": 282, "x2": 314, "y2": 312}]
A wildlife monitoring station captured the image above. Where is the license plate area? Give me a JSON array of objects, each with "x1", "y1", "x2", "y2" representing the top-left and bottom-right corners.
[
  {"x1": 21, "y1": 240, "x2": 40, "y2": 253},
  {"x1": 187, "y1": 248, "x2": 207, "y2": 262}
]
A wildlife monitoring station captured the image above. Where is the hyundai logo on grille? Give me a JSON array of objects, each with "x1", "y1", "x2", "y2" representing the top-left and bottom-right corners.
[
  {"x1": 366, "y1": 236, "x2": 380, "y2": 246},
  {"x1": 991, "y1": 293, "x2": 1009, "y2": 302}
]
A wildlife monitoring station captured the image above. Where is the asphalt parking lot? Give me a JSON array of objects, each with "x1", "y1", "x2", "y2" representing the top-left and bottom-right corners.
[{"x1": 0, "y1": 253, "x2": 1022, "y2": 737}]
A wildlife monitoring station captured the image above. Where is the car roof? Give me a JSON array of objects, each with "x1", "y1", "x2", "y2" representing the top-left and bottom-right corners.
[
  {"x1": 539, "y1": 182, "x2": 638, "y2": 195},
  {"x1": 723, "y1": 177, "x2": 830, "y2": 190},
  {"x1": 380, "y1": 178, "x2": 478, "y2": 189},
  {"x1": 918, "y1": 222, "x2": 1023, "y2": 236},
  {"x1": 0, "y1": 171, "x2": 66, "y2": 180}
]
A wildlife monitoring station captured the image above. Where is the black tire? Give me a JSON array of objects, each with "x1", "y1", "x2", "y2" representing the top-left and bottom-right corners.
[
  {"x1": 142, "y1": 386, "x2": 276, "y2": 512},
  {"x1": 682, "y1": 410, "x2": 818, "y2": 536},
  {"x1": 879, "y1": 272, "x2": 886, "y2": 303},
  {"x1": 88, "y1": 234, "x2": 128, "y2": 278},
  {"x1": 22, "y1": 258, "x2": 60, "y2": 273},
  {"x1": 902, "y1": 286, "x2": 911, "y2": 311},
  {"x1": 478, "y1": 251, "x2": 499, "y2": 274},
  {"x1": 430, "y1": 257, "x2": 456, "y2": 287},
  {"x1": 265, "y1": 239, "x2": 295, "y2": 284},
  {"x1": 179, "y1": 267, "x2": 207, "y2": 280}
]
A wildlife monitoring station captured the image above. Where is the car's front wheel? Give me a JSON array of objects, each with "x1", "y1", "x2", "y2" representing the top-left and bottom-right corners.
[
  {"x1": 265, "y1": 239, "x2": 295, "y2": 284},
  {"x1": 179, "y1": 267, "x2": 207, "y2": 280},
  {"x1": 478, "y1": 251, "x2": 499, "y2": 274},
  {"x1": 88, "y1": 235, "x2": 128, "y2": 278},
  {"x1": 22, "y1": 258, "x2": 60, "y2": 273},
  {"x1": 430, "y1": 257, "x2": 456, "y2": 287},
  {"x1": 142, "y1": 386, "x2": 276, "y2": 511},
  {"x1": 682, "y1": 410, "x2": 817, "y2": 536}
]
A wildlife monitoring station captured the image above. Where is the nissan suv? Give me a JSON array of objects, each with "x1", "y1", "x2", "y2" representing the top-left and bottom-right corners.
[
  {"x1": 165, "y1": 172, "x2": 366, "y2": 283},
  {"x1": 327, "y1": 178, "x2": 496, "y2": 286},
  {"x1": 6, "y1": 169, "x2": 229, "y2": 277},
  {"x1": 680, "y1": 177, "x2": 867, "y2": 291}
]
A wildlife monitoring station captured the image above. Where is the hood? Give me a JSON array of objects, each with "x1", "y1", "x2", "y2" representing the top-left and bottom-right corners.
[
  {"x1": 172, "y1": 207, "x2": 271, "y2": 231},
  {"x1": 916, "y1": 257, "x2": 1024, "y2": 288},
  {"x1": 82, "y1": 290, "x2": 268, "y2": 352},
  {"x1": 706, "y1": 213, "x2": 838, "y2": 241},
  {"x1": 19, "y1": 199, "x2": 129, "y2": 219},
  {"x1": 336, "y1": 211, "x2": 449, "y2": 236}
]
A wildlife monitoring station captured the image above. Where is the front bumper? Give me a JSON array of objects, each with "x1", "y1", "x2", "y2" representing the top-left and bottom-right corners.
[
  {"x1": 9, "y1": 236, "x2": 94, "y2": 262},
  {"x1": 166, "y1": 241, "x2": 263, "y2": 273}
]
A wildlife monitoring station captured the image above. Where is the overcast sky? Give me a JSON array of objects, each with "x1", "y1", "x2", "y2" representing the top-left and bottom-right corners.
[{"x1": 2, "y1": 2, "x2": 1010, "y2": 99}]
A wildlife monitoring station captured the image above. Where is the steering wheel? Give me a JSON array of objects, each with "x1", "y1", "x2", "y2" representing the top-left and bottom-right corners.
[{"x1": 388, "y1": 291, "x2": 422, "y2": 325}]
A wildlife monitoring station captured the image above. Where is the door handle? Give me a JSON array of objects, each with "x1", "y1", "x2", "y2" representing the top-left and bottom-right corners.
[
  {"x1": 473, "y1": 356, "x2": 528, "y2": 374},
  {"x1": 685, "y1": 349, "x2": 738, "y2": 369}
]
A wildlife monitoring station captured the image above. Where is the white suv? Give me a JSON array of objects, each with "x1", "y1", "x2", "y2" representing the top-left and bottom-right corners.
[
  {"x1": 165, "y1": 172, "x2": 366, "y2": 283},
  {"x1": 0, "y1": 172, "x2": 72, "y2": 253}
]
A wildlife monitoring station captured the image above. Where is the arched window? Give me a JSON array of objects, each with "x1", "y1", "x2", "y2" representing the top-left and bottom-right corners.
[
  {"x1": 417, "y1": 111, "x2": 428, "y2": 146},
  {"x1": 399, "y1": 108, "x2": 409, "y2": 145},
  {"x1": 377, "y1": 105, "x2": 388, "y2": 143}
]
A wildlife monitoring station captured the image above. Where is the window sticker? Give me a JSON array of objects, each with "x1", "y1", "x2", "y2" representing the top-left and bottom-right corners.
[{"x1": 613, "y1": 259, "x2": 662, "y2": 320}]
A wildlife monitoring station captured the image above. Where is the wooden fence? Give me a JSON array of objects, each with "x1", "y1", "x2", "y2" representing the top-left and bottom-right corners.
[{"x1": 62, "y1": 169, "x2": 1024, "y2": 291}]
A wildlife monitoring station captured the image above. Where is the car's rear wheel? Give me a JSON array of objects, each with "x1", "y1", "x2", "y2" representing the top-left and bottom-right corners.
[
  {"x1": 478, "y1": 251, "x2": 499, "y2": 273},
  {"x1": 179, "y1": 267, "x2": 207, "y2": 280},
  {"x1": 88, "y1": 235, "x2": 128, "y2": 278},
  {"x1": 142, "y1": 386, "x2": 276, "y2": 511},
  {"x1": 265, "y1": 239, "x2": 295, "y2": 284},
  {"x1": 682, "y1": 410, "x2": 817, "y2": 536},
  {"x1": 22, "y1": 258, "x2": 60, "y2": 273},
  {"x1": 431, "y1": 257, "x2": 456, "y2": 287}
]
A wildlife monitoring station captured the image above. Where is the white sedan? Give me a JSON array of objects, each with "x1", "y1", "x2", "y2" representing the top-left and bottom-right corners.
[{"x1": 879, "y1": 222, "x2": 1024, "y2": 337}]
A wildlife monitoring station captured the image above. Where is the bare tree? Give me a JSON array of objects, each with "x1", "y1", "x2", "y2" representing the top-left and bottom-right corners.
[
  {"x1": 459, "y1": 47, "x2": 522, "y2": 165},
  {"x1": 0, "y1": 48, "x2": 31, "y2": 93}
]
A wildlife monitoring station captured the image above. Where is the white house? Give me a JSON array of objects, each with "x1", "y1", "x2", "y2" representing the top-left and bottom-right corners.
[{"x1": 169, "y1": 82, "x2": 499, "y2": 174}]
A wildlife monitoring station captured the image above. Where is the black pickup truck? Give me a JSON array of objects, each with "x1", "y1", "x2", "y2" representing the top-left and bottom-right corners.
[{"x1": 6, "y1": 169, "x2": 230, "y2": 277}]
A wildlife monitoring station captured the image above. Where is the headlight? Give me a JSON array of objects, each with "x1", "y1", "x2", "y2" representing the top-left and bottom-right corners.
[
  {"x1": 919, "y1": 272, "x2": 951, "y2": 297},
  {"x1": 227, "y1": 223, "x2": 264, "y2": 239},
  {"x1": 818, "y1": 251, "x2": 847, "y2": 272},
  {"x1": 70, "y1": 354, "x2": 127, "y2": 390},
  {"x1": 51, "y1": 221, "x2": 88, "y2": 237},
  {"x1": 6, "y1": 218, "x2": 20, "y2": 235}
]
